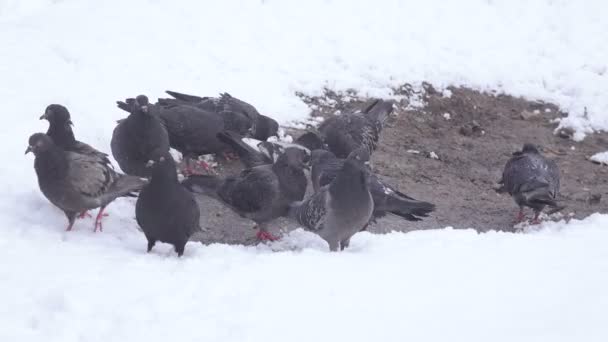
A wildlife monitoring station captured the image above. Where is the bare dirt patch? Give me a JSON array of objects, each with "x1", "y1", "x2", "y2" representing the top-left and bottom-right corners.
[{"x1": 189, "y1": 84, "x2": 608, "y2": 246}]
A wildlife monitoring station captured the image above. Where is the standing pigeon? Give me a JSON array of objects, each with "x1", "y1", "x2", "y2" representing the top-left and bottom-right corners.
[
  {"x1": 181, "y1": 148, "x2": 308, "y2": 241},
  {"x1": 40, "y1": 104, "x2": 110, "y2": 163},
  {"x1": 310, "y1": 149, "x2": 435, "y2": 222},
  {"x1": 498, "y1": 143, "x2": 563, "y2": 224},
  {"x1": 26, "y1": 133, "x2": 148, "y2": 232},
  {"x1": 161, "y1": 90, "x2": 279, "y2": 141},
  {"x1": 136, "y1": 154, "x2": 202, "y2": 256},
  {"x1": 111, "y1": 95, "x2": 170, "y2": 177},
  {"x1": 288, "y1": 149, "x2": 373, "y2": 251},
  {"x1": 318, "y1": 99, "x2": 394, "y2": 158}
]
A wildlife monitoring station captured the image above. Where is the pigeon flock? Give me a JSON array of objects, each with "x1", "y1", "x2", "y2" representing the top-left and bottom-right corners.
[{"x1": 27, "y1": 91, "x2": 563, "y2": 256}]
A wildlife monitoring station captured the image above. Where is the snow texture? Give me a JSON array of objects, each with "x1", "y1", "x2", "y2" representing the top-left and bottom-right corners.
[
  {"x1": 1, "y1": 1, "x2": 608, "y2": 341},
  {"x1": 590, "y1": 151, "x2": 608, "y2": 165}
]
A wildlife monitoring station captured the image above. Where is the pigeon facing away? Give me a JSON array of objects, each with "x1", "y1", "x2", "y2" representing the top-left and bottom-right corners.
[
  {"x1": 136, "y1": 154, "x2": 202, "y2": 256},
  {"x1": 161, "y1": 90, "x2": 279, "y2": 141},
  {"x1": 289, "y1": 150, "x2": 373, "y2": 251},
  {"x1": 40, "y1": 104, "x2": 110, "y2": 163},
  {"x1": 318, "y1": 99, "x2": 394, "y2": 158},
  {"x1": 310, "y1": 149, "x2": 435, "y2": 222},
  {"x1": 26, "y1": 133, "x2": 148, "y2": 231},
  {"x1": 111, "y1": 95, "x2": 170, "y2": 177},
  {"x1": 498, "y1": 143, "x2": 563, "y2": 224},
  {"x1": 181, "y1": 148, "x2": 309, "y2": 241}
]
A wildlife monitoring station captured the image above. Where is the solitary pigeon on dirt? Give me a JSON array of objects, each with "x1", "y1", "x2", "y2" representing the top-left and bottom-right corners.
[
  {"x1": 181, "y1": 148, "x2": 308, "y2": 241},
  {"x1": 289, "y1": 149, "x2": 373, "y2": 251},
  {"x1": 498, "y1": 143, "x2": 563, "y2": 224},
  {"x1": 318, "y1": 99, "x2": 394, "y2": 158},
  {"x1": 40, "y1": 104, "x2": 110, "y2": 163},
  {"x1": 111, "y1": 95, "x2": 170, "y2": 177},
  {"x1": 136, "y1": 153, "x2": 202, "y2": 256},
  {"x1": 26, "y1": 133, "x2": 148, "y2": 232},
  {"x1": 161, "y1": 90, "x2": 279, "y2": 141},
  {"x1": 311, "y1": 149, "x2": 434, "y2": 222}
]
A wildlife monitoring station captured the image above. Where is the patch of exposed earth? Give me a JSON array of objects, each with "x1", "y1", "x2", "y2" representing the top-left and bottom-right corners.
[{"x1": 187, "y1": 84, "x2": 608, "y2": 246}]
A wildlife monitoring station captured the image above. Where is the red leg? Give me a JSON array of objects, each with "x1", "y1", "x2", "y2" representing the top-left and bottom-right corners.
[
  {"x1": 66, "y1": 222, "x2": 75, "y2": 231},
  {"x1": 515, "y1": 208, "x2": 525, "y2": 223},
  {"x1": 530, "y1": 212, "x2": 542, "y2": 225},
  {"x1": 94, "y1": 207, "x2": 106, "y2": 232},
  {"x1": 256, "y1": 230, "x2": 279, "y2": 241},
  {"x1": 196, "y1": 160, "x2": 211, "y2": 171},
  {"x1": 78, "y1": 211, "x2": 92, "y2": 219},
  {"x1": 223, "y1": 151, "x2": 239, "y2": 161}
]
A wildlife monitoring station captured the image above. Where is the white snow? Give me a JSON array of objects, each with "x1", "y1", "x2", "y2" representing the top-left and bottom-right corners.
[
  {"x1": 590, "y1": 151, "x2": 608, "y2": 164},
  {"x1": 1, "y1": 1, "x2": 608, "y2": 341}
]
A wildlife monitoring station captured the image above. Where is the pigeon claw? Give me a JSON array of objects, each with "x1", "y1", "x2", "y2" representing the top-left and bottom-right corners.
[
  {"x1": 514, "y1": 209, "x2": 526, "y2": 223},
  {"x1": 256, "y1": 230, "x2": 279, "y2": 241},
  {"x1": 78, "y1": 211, "x2": 92, "y2": 219},
  {"x1": 93, "y1": 208, "x2": 107, "y2": 232}
]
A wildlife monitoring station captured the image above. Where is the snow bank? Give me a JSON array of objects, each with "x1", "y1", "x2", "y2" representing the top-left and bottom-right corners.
[
  {"x1": 1, "y1": 214, "x2": 608, "y2": 341},
  {"x1": 590, "y1": 151, "x2": 608, "y2": 165},
  {"x1": 2, "y1": 1, "x2": 608, "y2": 341}
]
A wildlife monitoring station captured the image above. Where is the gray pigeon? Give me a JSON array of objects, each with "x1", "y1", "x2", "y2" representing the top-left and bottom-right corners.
[
  {"x1": 288, "y1": 149, "x2": 373, "y2": 251},
  {"x1": 181, "y1": 148, "x2": 308, "y2": 241},
  {"x1": 498, "y1": 143, "x2": 563, "y2": 224},
  {"x1": 136, "y1": 154, "x2": 202, "y2": 256},
  {"x1": 311, "y1": 149, "x2": 435, "y2": 222},
  {"x1": 26, "y1": 133, "x2": 148, "y2": 232},
  {"x1": 161, "y1": 90, "x2": 279, "y2": 141},
  {"x1": 216, "y1": 131, "x2": 313, "y2": 168},
  {"x1": 111, "y1": 95, "x2": 170, "y2": 177},
  {"x1": 40, "y1": 104, "x2": 110, "y2": 163},
  {"x1": 318, "y1": 99, "x2": 394, "y2": 158}
]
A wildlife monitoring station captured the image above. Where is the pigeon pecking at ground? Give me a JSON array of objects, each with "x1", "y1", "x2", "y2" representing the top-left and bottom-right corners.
[
  {"x1": 217, "y1": 130, "x2": 316, "y2": 168},
  {"x1": 310, "y1": 149, "x2": 435, "y2": 222},
  {"x1": 288, "y1": 148, "x2": 373, "y2": 251},
  {"x1": 136, "y1": 153, "x2": 202, "y2": 257},
  {"x1": 318, "y1": 99, "x2": 394, "y2": 158},
  {"x1": 181, "y1": 148, "x2": 309, "y2": 241},
  {"x1": 160, "y1": 90, "x2": 280, "y2": 141},
  {"x1": 112, "y1": 95, "x2": 170, "y2": 177},
  {"x1": 498, "y1": 143, "x2": 564, "y2": 224},
  {"x1": 26, "y1": 133, "x2": 148, "y2": 232},
  {"x1": 40, "y1": 104, "x2": 110, "y2": 164}
]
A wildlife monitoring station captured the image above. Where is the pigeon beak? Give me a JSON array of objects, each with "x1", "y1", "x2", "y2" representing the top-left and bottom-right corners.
[
  {"x1": 39, "y1": 113, "x2": 46, "y2": 120},
  {"x1": 25, "y1": 146, "x2": 32, "y2": 154},
  {"x1": 68, "y1": 119, "x2": 74, "y2": 126}
]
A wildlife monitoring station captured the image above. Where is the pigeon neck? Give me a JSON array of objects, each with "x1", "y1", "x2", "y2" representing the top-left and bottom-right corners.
[
  {"x1": 46, "y1": 123, "x2": 76, "y2": 149},
  {"x1": 34, "y1": 147, "x2": 69, "y2": 181},
  {"x1": 274, "y1": 164, "x2": 306, "y2": 199},
  {"x1": 329, "y1": 165, "x2": 368, "y2": 198}
]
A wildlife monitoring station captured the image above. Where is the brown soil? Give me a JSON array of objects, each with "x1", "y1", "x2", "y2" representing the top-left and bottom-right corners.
[{"x1": 189, "y1": 84, "x2": 608, "y2": 246}]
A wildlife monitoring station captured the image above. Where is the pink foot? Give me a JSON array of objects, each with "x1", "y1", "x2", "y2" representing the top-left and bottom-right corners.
[
  {"x1": 223, "y1": 152, "x2": 239, "y2": 161},
  {"x1": 256, "y1": 230, "x2": 279, "y2": 241},
  {"x1": 94, "y1": 208, "x2": 107, "y2": 232},
  {"x1": 514, "y1": 209, "x2": 525, "y2": 223},
  {"x1": 78, "y1": 211, "x2": 92, "y2": 219}
]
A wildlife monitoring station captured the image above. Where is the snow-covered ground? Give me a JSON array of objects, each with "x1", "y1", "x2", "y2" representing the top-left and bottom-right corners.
[{"x1": 1, "y1": 1, "x2": 608, "y2": 341}]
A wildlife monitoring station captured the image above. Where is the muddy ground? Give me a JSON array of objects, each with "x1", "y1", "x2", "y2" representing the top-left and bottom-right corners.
[{"x1": 188, "y1": 85, "x2": 608, "y2": 246}]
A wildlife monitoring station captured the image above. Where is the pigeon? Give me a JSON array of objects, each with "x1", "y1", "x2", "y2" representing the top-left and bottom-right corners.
[
  {"x1": 161, "y1": 90, "x2": 279, "y2": 141},
  {"x1": 310, "y1": 149, "x2": 435, "y2": 222},
  {"x1": 216, "y1": 131, "x2": 315, "y2": 168},
  {"x1": 288, "y1": 149, "x2": 373, "y2": 251},
  {"x1": 111, "y1": 95, "x2": 170, "y2": 177},
  {"x1": 26, "y1": 133, "x2": 148, "y2": 232},
  {"x1": 181, "y1": 147, "x2": 309, "y2": 241},
  {"x1": 498, "y1": 143, "x2": 563, "y2": 224},
  {"x1": 40, "y1": 104, "x2": 110, "y2": 163},
  {"x1": 136, "y1": 153, "x2": 202, "y2": 256},
  {"x1": 318, "y1": 99, "x2": 394, "y2": 158}
]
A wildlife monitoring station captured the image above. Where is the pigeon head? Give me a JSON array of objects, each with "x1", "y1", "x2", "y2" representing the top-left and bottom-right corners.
[
  {"x1": 295, "y1": 131, "x2": 325, "y2": 151},
  {"x1": 277, "y1": 147, "x2": 310, "y2": 170},
  {"x1": 347, "y1": 148, "x2": 371, "y2": 165},
  {"x1": 522, "y1": 143, "x2": 540, "y2": 154},
  {"x1": 341, "y1": 157, "x2": 370, "y2": 188},
  {"x1": 26, "y1": 133, "x2": 55, "y2": 155},
  {"x1": 145, "y1": 153, "x2": 177, "y2": 181},
  {"x1": 41, "y1": 104, "x2": 72, "y2": 125}
]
